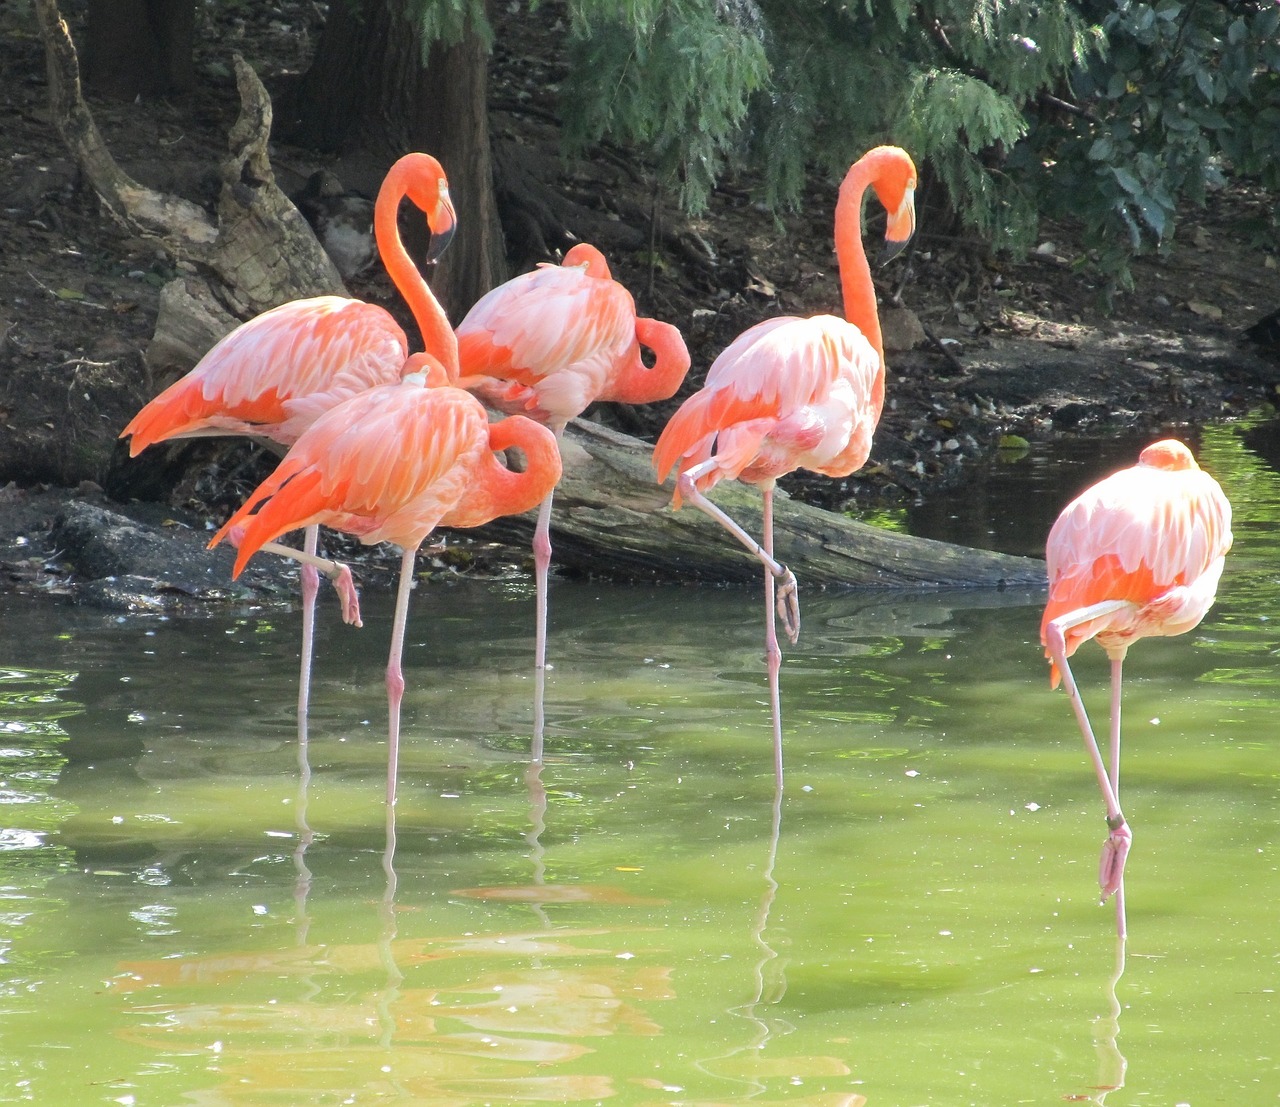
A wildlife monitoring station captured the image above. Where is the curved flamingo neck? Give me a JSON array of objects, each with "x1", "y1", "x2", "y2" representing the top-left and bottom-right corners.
[
  {"x1": 608, "y1": 317, "x2": 692, "y2": 405},
  {"x1": 458, "y1": 417, "x2": 562, "y2": 526},
  {"x1": 834, "y1": 158, "x2": 884, "y2": 368},
  {"x1": 375, "y1": 160, "x2": 460, "y2": 379}
]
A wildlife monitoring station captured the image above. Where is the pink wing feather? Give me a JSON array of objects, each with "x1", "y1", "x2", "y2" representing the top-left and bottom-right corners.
[
  {"x1": 653, "y1": 314, "x2": 881, "y2": 497},
  {"x1": 1041, "y1": 445, "x2": 1232, "y2": 672},
  {"x1": 214, "y1": 382, "x2": 490, "y2": 570},
  {"x1": 122, "y1": 297, "x2": 409, "y2": 453}
]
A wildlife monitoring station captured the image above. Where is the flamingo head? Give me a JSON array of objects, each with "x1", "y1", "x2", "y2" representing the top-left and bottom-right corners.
[
  {"x1": 401, "y1": 352, "x2": 454, "y2": 388},
  {"x1": 390, "y1": 152, "x2": 457, "y2": 265},
  {"x1": 562, "y1": 242, "x2": 611, "y2": 279},
  {"x1": 866, "y1": 146, "x2": 918, "y2": 262},
  {"x1": 1138, "y1": 439, "x2": 1198, "y2": 471}
]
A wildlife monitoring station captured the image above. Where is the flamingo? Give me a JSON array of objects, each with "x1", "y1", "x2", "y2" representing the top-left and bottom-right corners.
[
  {"x1": 455, "y1": 242, "x2": 691, "y2": 674},
  {"x1": 651, "y1": 145, "x2": 918, "y2": 783},
  {"x1": 1040, "y1": 438, "x2": 1232, "y2": 938},
  {"x1": 209, "y1": 362, "x2": 562, "y2": 806},
  {"x1": 120, "y1": 152, "x2": 460, "y2": 718}
]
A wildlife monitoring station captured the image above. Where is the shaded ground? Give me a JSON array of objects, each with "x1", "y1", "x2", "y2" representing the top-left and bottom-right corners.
[{"x1": 1, "y1": 1, "x2": 1278, "y2": 602}]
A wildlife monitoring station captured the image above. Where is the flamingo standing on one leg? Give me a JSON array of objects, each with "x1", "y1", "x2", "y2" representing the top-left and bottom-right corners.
[
  {"x1": 120, "y1": 152, "x2": 460, "y2": 720},
  {"x1": 651, "y1": 145, "x2": 918, "y2": 784},
  {"x1": 455, "y1": 242, "x2": 691, "y2": 676},
  {"x1": 1040, "y1": 438, "x2": 1232, "y2": 938},
  {"x1": 210, "y1": 361, "x2": 562, "y2": 806}
]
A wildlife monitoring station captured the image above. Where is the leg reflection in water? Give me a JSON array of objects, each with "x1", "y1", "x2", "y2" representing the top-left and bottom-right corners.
[{"x1": 1087, "y1": 936, "x2": 1128, "y2": 1105}]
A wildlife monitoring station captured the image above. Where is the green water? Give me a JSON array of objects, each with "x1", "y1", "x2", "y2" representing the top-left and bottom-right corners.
[{"x1": 2, "y1": 420, "x2": 1279, "y2": 1105}]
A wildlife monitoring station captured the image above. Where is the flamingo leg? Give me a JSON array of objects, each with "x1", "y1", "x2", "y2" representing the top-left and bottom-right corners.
[
  {"x1": 297, "y1": 525, "x2": 320, "y2": 723},
  {"x1": 258, "y1": 539, "x2": 363, "y2": 628},
  {"x1": 1106, "y1": 652, "x2": 1128, "y2": 939},
  {"x1": 761, "y1": 486, "x2": 785, "y2": 790},
  {"x1": 1108, "y1": 654, "x2": 1125, "y2": 801},
  {"x1": 1044, "y1": 604, "x2": 1133, "y2": 937},
  {"x1": 532, "y1": 489, "x2": 555, "y2": 672},
  {"x1": 384, "y1": 547, "x2": 418, "y2": 811},
  {"x1": 677, "y1": 467, "x2": 801, "y2": 643}
]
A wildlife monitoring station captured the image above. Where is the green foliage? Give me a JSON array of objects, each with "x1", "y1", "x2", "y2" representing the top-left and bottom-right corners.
[
  {"x1": 1025, "y1": 0, "x2": 1280, "y2": 283},
  {"x1": 559, "y1": 0, "x2": 1096, "y2": 251},
  {"x1": 560, "y1": 0, "x2": 769, "y2": 213},
  {"x1": 410, "y1": 0, "x2": 1280, "y2": 281},
  {"x1": 408, "y1": 0, "x2": 492, "y2": 54}
]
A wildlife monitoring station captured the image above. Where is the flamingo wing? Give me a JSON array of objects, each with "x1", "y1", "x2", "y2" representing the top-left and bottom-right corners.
[
  {"x1": 216, "y1": 384, "x2": 491, "y2": 572},
  {"x1": 122, "y1": 297, "x2": 409, "y2": 452},
  {"x1": 457, "y1": 265, "x2": 638, "y2": 420},
  {"x1": 1042, "y1": 459, "x2": 1233, "y2": 657},
  {"x1": 654, "y1": 315, "x2": 881, "y2": 489}
]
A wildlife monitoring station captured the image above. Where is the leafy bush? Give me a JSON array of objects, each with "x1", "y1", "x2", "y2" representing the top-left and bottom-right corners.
[{"x1": 556, "y1": 0, "x2": 1280, "y2": 284}]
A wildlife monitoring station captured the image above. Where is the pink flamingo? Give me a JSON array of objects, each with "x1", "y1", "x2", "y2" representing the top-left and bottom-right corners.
[
  {"x1": 456, "y1": 242, "x2": 691, "y2": 672},
  {"x1": 210, "y1": 362, "x2": 562, "y2": 806},
  {"x1": 1041, "y1": 438, "x2": 1232, "y2": 937},
  {"x1": 652, "y1": 145, "x2": 918, "y2": 783},
  {"x1": 120, "y1": 152, "x2": 459, "y2": 717}
]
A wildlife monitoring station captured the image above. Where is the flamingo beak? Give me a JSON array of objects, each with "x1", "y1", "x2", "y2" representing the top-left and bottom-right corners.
[
  {"x1": 425, "y1": 183, "x2": 457, "y2": 265},
  {"x1": 880, "y1": 186, "x2": 915, "y2": 264}
]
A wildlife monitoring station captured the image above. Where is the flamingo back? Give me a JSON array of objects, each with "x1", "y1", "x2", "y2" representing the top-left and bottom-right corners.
[
  {"x1": 1040, "y1": 440, "x2": 1233, "y2": 676},
  {"x1": 457, "y1": 264, "x2": 639, "y2": 423},
  {"x1": 216, "y1": 382, "x2": 493, "y2": 573},
  {"x1": 653, "y1": 314, "x2": 881, "y2": 500},
  {"x1": 122, "y1": 297, "x2": 408, "y2": 453}
]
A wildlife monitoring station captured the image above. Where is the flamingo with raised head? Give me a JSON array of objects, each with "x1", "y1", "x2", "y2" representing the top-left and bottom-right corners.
[
  {"x1": 210, "y1": 362, "x2": 562, "y2": 806},
  {"x1": 652, "y1": 145, "x2": 918, "y2": 783},
  {"x1": 1040, "y1": 438, "x2": 1232, "y2": 938},
  {"x1": 120, "y1": 152, "x2": 459, "y2": 718},
  {"x1": 456, "y1": 242, "x2": 691, "y2": 674}
]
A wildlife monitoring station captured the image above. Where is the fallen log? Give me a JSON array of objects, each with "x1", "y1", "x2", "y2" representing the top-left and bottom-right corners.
[{"x1": 475, "y1": 419, "x2": 1047, "y2": 590}]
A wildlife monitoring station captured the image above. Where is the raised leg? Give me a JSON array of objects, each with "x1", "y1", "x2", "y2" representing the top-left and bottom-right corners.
[
  {"x1": 384, "y1": 548, "x2": 418, "y2": 811},
  {"x1": 677, "y1": 466, "x2": 800, "y2": 643},
  {"x1": 1043, "y1": 611, "x2": 1132, "y2": 936},
  {"x1": 258, "y1": 539, "x2": 363, "y2": 628}
]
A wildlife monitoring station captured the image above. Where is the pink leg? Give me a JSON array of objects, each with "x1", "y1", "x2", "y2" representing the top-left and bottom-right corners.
[
  {"x1": 297, "y1": 525, "x2": 320, "y2": 724},
  {"x1": 1044, "y1": 620, "x2": 1131, "y2": 936},
  {"x1": 532, "y1": 490, "x2": 554, "y2": 672},
  {"x1": 1108, "y1": 656, "x2": 1124, "y2": 800},
  {"x1": 677, "y1": 467, "x2": 800, "y2": 643},
  {"x1": 761, "y1": 487, "x2": 784, "y2": 790},
  {"x1": 384, "y1": 548, "x2": 418, "y2": 811},
  {"x1": 1107, "y1": 654, "x2": 1127, "y2": 938}
]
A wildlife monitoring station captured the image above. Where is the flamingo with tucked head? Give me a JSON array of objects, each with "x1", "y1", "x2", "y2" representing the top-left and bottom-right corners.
[
  {"x1": 456, "y1": 242, "x2": 691, "y2": 674},
  {"x1": 1040, "y1": 438, "x2": 1232, "y2": 938}
]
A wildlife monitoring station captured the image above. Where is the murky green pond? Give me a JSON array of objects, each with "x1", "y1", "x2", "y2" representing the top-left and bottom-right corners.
[{"x1": 2, "y1": 420, "x2": 1279, "y2": 1105}]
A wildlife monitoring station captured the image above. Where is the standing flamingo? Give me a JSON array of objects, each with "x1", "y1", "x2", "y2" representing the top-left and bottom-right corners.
[
  {"x1": 120, "y1": 152, "x2": 460, "y2": 719},
  {"x1": 652, "y1": 145, "x2": 917, "y2": 783},
  {"x1": 210, "y1": 363, "x2": 562, "y2": 806},
  {"x1": 1040, "y1": 438, "x2": 1232, "y2": 938},
  {"x1": 455, "y1": 242, "x2": 691, "y2": 674}
]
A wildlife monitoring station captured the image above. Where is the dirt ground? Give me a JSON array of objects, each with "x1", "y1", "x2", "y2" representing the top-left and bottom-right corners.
[{"x1": 2, "y1": 1, "x2": 1278, "y2": 584}]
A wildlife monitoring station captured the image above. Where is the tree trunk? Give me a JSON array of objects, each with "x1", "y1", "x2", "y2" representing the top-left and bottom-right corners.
[
  {"x1": 84, "y1": 0, "x2": 194, "y2": 100},
  {"x1": 283, "y1": 0, "x2": 503, "y2": 318}
]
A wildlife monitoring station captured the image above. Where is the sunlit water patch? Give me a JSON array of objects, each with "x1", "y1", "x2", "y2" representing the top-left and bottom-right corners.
[{"x1": 0, "y1": 418, "x2": 1278, "y2": 1103}]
